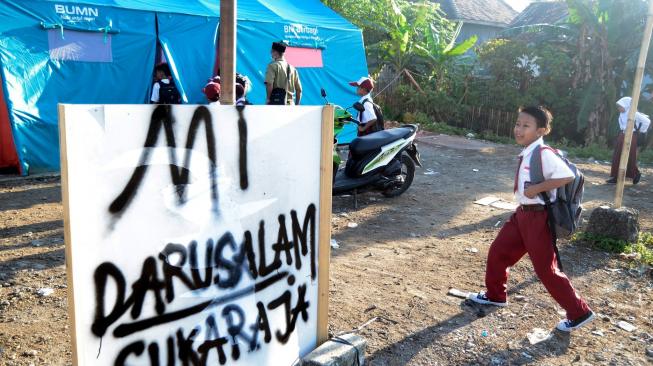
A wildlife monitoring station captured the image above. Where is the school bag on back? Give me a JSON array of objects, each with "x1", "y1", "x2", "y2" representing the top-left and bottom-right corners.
[
  {"x1": 158, "y1": 80, "x2": 181, "y2": 104},
  {"x1": 529, "y1": 145, "x2": 585, "y2": 239},
  {"x1": 362, "y1": 99, "x2": 385, "y2": 133}
]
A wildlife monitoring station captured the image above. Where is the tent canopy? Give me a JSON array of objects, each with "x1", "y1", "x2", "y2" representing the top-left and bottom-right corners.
[{"x1": 0, "y1": 0, "x2": 368, "y2": 174}]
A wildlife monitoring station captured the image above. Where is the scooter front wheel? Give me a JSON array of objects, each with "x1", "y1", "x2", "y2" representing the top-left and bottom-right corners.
[{"x1": 382, "y1": 153, "x2": 415, "y2": 198}]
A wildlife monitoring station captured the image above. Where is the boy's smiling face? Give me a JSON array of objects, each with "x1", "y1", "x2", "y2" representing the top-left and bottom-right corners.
[{"x1": 514, "y1": 112, "x2": 546, "y2": 146}]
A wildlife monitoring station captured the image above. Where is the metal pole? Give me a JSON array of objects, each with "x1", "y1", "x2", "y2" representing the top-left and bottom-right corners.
[
  {"x1": 219, "y1": 0, "x2": 236, "y2": 105},
  {"x1": 615, "y1": 0, "x2": 653, "y2": 207}
]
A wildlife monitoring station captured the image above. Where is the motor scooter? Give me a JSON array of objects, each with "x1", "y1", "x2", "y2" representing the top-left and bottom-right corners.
[{"x1": 321, "y1": 89, "x2": 422, "y2": 206}]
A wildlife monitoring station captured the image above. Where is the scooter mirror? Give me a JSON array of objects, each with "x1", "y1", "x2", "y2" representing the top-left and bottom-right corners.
[
  {"x1": 353, "y1": 102, "x2": 365, "y2": 112},
  {"x1": 320, "y1": 88, "x2": 327, "y2": 98}
]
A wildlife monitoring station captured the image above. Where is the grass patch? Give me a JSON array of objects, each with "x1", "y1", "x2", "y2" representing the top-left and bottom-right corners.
[
  {"x1": 574, "y1": 231, "x2": 653, "y2": 266},
  {"x1": 556, "y1": 142, "x2": 613, "y2": 162},
  {"x1": 550, "y1": 138, "x2": 653, "y2": 165}
]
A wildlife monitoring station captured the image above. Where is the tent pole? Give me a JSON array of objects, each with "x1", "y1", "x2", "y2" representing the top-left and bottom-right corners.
[
  {"x1": 219, "y1": 0, "x2": 236, "y2": 105},
  {"x1": 614, "y1": 0, "x2": 653, "y2": 207}
]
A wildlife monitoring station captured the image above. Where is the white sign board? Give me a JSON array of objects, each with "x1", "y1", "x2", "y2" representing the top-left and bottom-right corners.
[{"x1": 59, "y1": 104, "x2": 332, "y2": 365}]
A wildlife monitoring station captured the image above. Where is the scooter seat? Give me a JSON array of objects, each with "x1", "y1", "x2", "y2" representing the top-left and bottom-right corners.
[{"x1": 349, "y1": 128, "x2": 413, "y2": 157}]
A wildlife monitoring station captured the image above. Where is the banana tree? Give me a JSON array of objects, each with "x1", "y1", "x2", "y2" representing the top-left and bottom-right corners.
[
  {"x1": 375, "y1": 0, "x2": 426, "y2": 72},
  {"x1": 416, "y1": 21, "x2": 477, "y2": 80}
]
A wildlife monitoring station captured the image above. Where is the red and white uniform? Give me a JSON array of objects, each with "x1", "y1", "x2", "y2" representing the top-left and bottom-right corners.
[
  {"x1": 485, "y1": 137, "x2": 591, "y2": 321},
  {"x1": 515, "y1": 137, "x2": 573, "y2": 205}
]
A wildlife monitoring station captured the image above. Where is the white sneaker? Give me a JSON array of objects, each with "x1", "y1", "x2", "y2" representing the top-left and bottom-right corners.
[
  {"x1": 556, "y1": 311, "x2": 595, "y2": 332},
  {"x1": 467, "y1": 291, "x2": 507, "y2": 307}
]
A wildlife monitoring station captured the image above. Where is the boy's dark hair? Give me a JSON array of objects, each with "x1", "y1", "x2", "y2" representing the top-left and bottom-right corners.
[
  {"x1": 519, "y1": 106, "x2": 552, "y2": 134},
  {"x1": 155, "y1": 63, "x2": 171, "y2": 77}
]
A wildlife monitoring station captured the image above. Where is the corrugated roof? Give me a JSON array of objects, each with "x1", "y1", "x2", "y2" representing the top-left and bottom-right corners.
[
  {"x1": 509, "y1": 1, "x2": 568, "y2": 27},
  {"x1": 433, "y1": 0, "x2": 518, "y2": 27}
]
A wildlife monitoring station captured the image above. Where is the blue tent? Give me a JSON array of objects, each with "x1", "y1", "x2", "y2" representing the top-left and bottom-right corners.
[{"x1": 0, "y1": 0, "x2": 368, "y2": 174}]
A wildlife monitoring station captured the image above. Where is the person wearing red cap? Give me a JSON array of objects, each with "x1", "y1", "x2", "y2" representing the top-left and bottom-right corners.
[
  {"x1": 202, "y1": 79, "x2": 221, "y2": 104},
  {"x1": 265, "y1": 41, "x2": 302, "y2": 105},
  {"x1": 349, "y1": 77, "x2": 378, "y2": 136}
]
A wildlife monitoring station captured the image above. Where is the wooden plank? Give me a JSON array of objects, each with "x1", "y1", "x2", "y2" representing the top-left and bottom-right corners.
[
  {"x1": 510, "y1": 112, "x2": 515, "y2": 138},
  {"x1": 58, "y1": 104, "x2": 78, "y2": 366},
  {"x1": 495, "y1": 110, "x2": 499, "y2": 135},
  {"x1": 615, "y1": 0, "x2": 653, "y2": 207},
  {"x1": 219, "y1": 0, "x2": 236, "y2": 105},
  {"x1": 317, "y1": 105, "x2": 334, "y2": 345}
]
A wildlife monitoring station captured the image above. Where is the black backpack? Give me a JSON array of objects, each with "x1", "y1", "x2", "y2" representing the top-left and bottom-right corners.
[
  {"x1": 361, "y1": 99, "x2": 385, "y2": 133},
  {"x1": 530, "y1": 145, "x2": 585, "y2": 272},
  {"x1": 157, "y1": 80, "x2": 181, "y2": 104},
  {"x1": 530, "y1": 145, "x2": 585, "y2": 239}
]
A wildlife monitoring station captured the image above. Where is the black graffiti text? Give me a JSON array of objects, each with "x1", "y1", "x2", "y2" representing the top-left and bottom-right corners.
[
  {"x1": 108, "y1": 105, "x2": 249, "y2": 218},
  {"x1": 92, "y1": 204, "x2": 316, "y2": 339},
  {"x1": 112, "y1": 281, "x2": 310, "y2": 365}
]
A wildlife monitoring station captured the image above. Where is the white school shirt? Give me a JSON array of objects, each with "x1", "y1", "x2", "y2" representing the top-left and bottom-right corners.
[
  {"x1": 358, "y1": 93, "x2": 376, "y2": 124},
  {"x1": 618, "y1": 112, "x2": 650, "y2": 133},
  {"x1": 515, "y1": 137, "x2": 574, "y2": 205},
  {"x1": 150, "y1": 79, "x2": 171, "y2": 103}
]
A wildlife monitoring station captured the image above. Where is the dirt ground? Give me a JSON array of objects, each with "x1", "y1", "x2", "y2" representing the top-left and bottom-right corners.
[{"x1": 1, "y1": 132, "x2": 653, "y2": 365}]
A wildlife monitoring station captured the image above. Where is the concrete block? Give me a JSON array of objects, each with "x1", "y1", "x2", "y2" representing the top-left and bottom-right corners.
[
  {"x1": 300, "y1": 333, "x2": 366, "y2": 366},
  {"x1": 586, "y1": 206, "x2": 639, "y2": 243}
]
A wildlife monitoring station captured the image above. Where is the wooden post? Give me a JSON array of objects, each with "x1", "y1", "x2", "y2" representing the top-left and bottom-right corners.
[
  {"x1": 490, "y1": 108, "x2": 494, "y2": 132},
  {"x1": 495, "y1": 110, "x2": 500, "y2": 135},
  {"x1": 219, "y1": 0, "x2": 236, "y2": 105},
  {"x1": 58, "y1": 104, "x2": 79, "y2": 366},
  {"x1": 317, "y1": 105, "x2": 334, "y2": 345},
  {"x1": 615, "y1": 0, "x2": 653, "y2": 207},
  {"x1": 403, "y1": 69, "x2": 424, "y2": 93}
]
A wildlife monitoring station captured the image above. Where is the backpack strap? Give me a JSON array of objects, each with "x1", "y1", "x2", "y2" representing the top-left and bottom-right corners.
[
  {"x1": 529, "y1": 145, "x2": 561, "y2": 184},
  {"x1": 529, "y1": 145, "x2": 552, "y2": 203},
  {"x1": 361, "y1": 98, "x2": 376, "y2": 116},
  {"x1": 529, "y1": 145, "x2": 545, "y2": 184},
  {"x1": 271, "y1": 60, "x2": 287, "y2": 90},
  {"x1": 529, "y1": 144, "x2": 565, "y2": 271},
  {"x1": 359, "y1": 98, "x2": 371, "y2": 122}
]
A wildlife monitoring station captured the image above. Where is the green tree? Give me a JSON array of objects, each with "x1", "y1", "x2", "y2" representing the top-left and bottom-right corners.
[
  {"x1": 504, "y1": 0, "x2": 651, "y2": 144},
  {"x1": 322, "y1": 0, "x2": 476, "y2": 76},
  {"x1": 473, "y1": 38, "x2": 577, "y2": 141}
]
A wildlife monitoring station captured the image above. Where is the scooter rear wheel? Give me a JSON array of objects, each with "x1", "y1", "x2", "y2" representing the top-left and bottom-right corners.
[{"x1": 382, "y1": 153, "x2": 415, "y2": 197}]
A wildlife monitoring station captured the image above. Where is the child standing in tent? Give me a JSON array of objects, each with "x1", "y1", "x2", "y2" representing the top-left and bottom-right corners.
[
  {"x1": 606, "y1": 96, "x2": 650, "y2": 185},
  {"x1": 151, "y1": 63, "x2": 181, "y2": 104},
  {"x1": 467, "y1": 106, "x2": 594, "y2": 332}
]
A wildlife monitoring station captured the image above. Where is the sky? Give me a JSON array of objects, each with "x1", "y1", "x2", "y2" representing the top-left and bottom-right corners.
[{"x1": 504, "y1": 0, "x2": 531, "y2": 12}]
